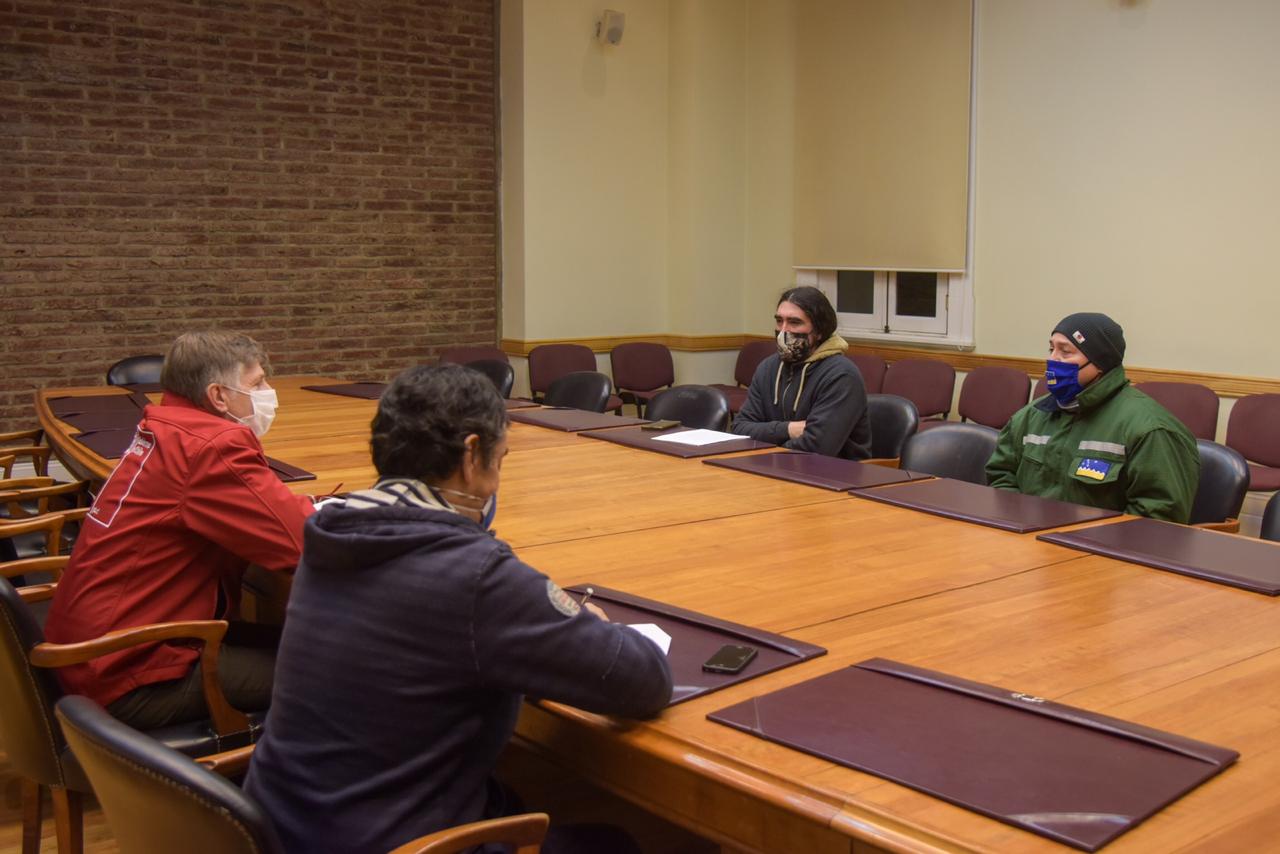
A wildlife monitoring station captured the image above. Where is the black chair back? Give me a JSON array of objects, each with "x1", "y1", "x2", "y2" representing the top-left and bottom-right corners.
[
  {"x1": 439, "y1": 345, "x2": 508, "y2": 366},
  {"x1": 1189, "y1": 440, "x2": 1250, "y2": 526},
  {"x1": 646, "y1": 385, "x2": 731, "y2": 431},
  {"x1": 106, "y1": 355, "x2": 164, "y2": 386},
  {"x1": 1261, "y1": 492, "x2": 1280, "y2": 543},
  {"x1": 466, "y1": 359, "x2": 515, "y2": 398},
  {"x1": 866, "y1": 394, "x2": 919, "y2": 459},
  {"x1": 56, "y1": 696, "x2": 282, "y2": 854},
  {"x1": 0, "y1": 576, "x2": 68, "y2": 789},
  {"x1": 900, "y1": 423, "x2": 1000, "y2": 485},
  {"x1": 544, "y1": 371, "x2": 612, "y2": 413}
]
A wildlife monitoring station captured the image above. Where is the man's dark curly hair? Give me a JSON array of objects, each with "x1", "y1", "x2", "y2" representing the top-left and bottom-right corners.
[{"x1": 370, "y1": 364, "x2": 509, "y2": 480}]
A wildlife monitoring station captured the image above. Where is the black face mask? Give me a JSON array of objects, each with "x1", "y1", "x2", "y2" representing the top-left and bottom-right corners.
[{"x1": 777, "y1": 329, "x2": 812, "y2": 363}]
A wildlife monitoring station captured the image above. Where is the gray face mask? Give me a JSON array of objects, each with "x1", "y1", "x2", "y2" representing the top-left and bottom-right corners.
[{"x1": 776, "y1": 329, "x2": 812, "y2": 363}]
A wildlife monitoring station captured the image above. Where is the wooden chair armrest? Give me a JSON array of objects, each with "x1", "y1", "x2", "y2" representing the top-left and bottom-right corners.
[
  {"x1": 0, "y1": 446, "x2": 51, "y2": 476},
  {"x1": 388, "y1": 813, "x2": 550, "y2": 854},
  {"x1": 0, "y1": 477, "x2": 56, "y2": 491},
  {"x1": 30, "y1": 620, "x2": 251, "y2": 738},
  {"x1": 1194, "y1": 519, "x2": 1240, "y2": 534},
  {"x1": 0, "y1": 480, "x2": 90, "y2": 519},
  {"x1": 195, "y1": 744, "x2": 255, "y2": 778},
  {"x1": 0, "y1": 454, "x2": 12, "y2": 479},
  {"x1": 0, "y1": 507, "x2": 89, "y2": 556},
  {"x1": 0, "y1": 428, "x2": 44, "y2": 445},
  {"x1": 3, "y1": 554, "x2": 68, "y2": 581},
  {"x1": 863, "y1": 457, "x2": 901, "y2": 468}
]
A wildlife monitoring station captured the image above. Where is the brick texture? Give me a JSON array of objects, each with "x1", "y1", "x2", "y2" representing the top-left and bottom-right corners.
[{"x1": 0, "y1": 0, "x2": 498, "y2": 433}]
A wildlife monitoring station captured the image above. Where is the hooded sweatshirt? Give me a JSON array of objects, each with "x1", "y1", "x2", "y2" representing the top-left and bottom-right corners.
[
  {"x1": 244, "y1": 479, "x2": 673, "y2": 854},
  {"x1": 729, "y1": 333, "x2": 872, "y2": 459}
]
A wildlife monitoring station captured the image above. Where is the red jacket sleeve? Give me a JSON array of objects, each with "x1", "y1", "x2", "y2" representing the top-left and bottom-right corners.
[{"x1": 180, "y1": 428, "x2": 315, "y2": 571}]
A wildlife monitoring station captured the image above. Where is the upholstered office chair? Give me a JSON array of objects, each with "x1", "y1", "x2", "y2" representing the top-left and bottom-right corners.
[
  {"x1": 709, "y1": 340, "x2": 775, "y2": 414},
  {"x1": 438, "y1": 345, "x2": 509, "y2": 366},
  {"x1": 1135, "y1": 381, "x2": 1219, "y2": 441},
  {"x1": 949, "y1": 366, "x2": 1031, "y2": 430},
  {"x1": 105, "y1": 354, "x2": 163, "y2": 387},
  {"x1": 1225, "y1": 394, "x2": 1280, "y2": 492},
  {"x1": 610, "y1": 342, "x2": 674, "y2": 416},
  {"x1": 543, "y1": 371, "x2": 613, "y2": 413},
  {"x1": 1032, "y1": 376, "x2": 1049, "y2": 400},
  {"x1": 866, "y1": 394, "x2": 919, "y2": 464},
  {"x1": 527, "y1": 344, "x2": 622, "y2": 412},
  {"x1": 465, "y1": 359, "x2": 515, "y2": 398},
  {"x1": 846, "y1": 352, "x2": 888, "y2": 394},
  {"x1": 0, "y1": 574, "x2": 262, "y2": 854},
  {"x1": 1188, "y1": 440, "x2": 1250, "y2": 532},
  {"x1": 900, "y1": 423, "x2": 1000, "y2": 485},
  {"x1": 645, "y1": 385, "x2": 731, "y2": 431},
  {"x1": 55, "y1": 695, "x2": 549, "y2": 854},
  {"x1": 1260, "y1": 492, "x2": 1280, "y2": 543},
  {"x1": 882, "y1": 358, "x2": 956, "y2": 423}
]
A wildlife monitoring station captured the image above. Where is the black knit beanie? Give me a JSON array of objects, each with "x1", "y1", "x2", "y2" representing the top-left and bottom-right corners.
[{"x1": 1052, "y1": 313, "x2": 1126, "y2": 373}]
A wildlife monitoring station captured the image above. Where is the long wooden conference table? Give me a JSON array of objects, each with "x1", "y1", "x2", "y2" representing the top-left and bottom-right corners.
[{"x1": 35, "y1": 377, "x2": 1280, "y2": 853}]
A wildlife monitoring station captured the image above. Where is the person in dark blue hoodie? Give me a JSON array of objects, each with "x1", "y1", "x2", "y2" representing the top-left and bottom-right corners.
[{"x1": 244, "y1": 364, "x2": 673, "y2": 853}]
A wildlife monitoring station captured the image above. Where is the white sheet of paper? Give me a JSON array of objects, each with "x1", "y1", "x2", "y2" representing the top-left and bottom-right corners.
[
  {"x1": 649, "y1": 428, "x2": 741, "y2": 447},
  {"x1": 627, "y1": 623, "x2": 672, "y2": 655}
]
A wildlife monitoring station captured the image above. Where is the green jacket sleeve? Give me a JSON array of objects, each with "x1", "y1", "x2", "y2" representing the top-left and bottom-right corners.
[
  {"x1": 1122, "y1": 427, "x2": 1200, "y2": 523},
  {"x1": 985, "y1": 413, "x2": 1025, "y2": 491}
]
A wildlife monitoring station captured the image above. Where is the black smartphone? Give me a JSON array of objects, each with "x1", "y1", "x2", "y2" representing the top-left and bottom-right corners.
[
  {"x1": 701, "y1": 644, "x2": 758, "y2": 674},
  {"x1": 641, "y1": 419, "x2": 681, "y2": 431}
]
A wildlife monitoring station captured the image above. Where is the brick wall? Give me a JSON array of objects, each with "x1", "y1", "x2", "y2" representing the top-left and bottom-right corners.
[{"x1": 0, "y1": 0, "x2": 498, "y2": 433}]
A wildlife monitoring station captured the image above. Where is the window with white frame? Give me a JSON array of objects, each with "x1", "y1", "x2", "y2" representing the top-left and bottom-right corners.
[{"x1": 794, "y1": 268, "x2": 972, "y2": 347}]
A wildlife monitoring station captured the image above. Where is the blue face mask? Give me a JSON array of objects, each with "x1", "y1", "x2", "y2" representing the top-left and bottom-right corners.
[{"x1": 1045, "y1": 359, "x2": 1089, "y2": 405}]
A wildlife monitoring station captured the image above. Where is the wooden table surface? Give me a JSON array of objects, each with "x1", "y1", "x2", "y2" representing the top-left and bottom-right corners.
[{"x1": 35, "y1": 378, "x2": 1280, "y2": 852}]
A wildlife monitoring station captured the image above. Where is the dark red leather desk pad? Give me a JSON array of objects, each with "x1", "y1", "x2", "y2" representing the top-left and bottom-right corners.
[
  {"x1": 563, "y1": 585, "x2": 824, "y2": 706},
  {"x1": 504, "y1": 398, "x2": 539, "y2": 410},
  {"x1": 579, "y1": 425, "x2": 773, "y2": 459},
  {"x1": 300, "y1": 382, "x2": 387, "y2": 400},
  {"x1": 851, "y1": 477, "x2": 1121, "y2": 533},
  {"x1": 68, "y1": 427, "x2": 315, "y2": 484},
  {"x1": 507, "y1": 408, "x2": 649, "y2": 433},
  {"x1": 705, "y1": 450, "x2": 932, "y2": 490},
  {"x1": 48, "y1": 392, "x2": 150, "y2": 418},
  {"x1": 1039, "y1": 517, "x2": 1280, "y2": 595},
  {"x1": 708, "y1": 658, "x2": 1237, "y2": 851}
]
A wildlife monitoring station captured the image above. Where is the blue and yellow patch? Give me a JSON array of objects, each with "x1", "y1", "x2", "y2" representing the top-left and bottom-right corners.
[{"x1": 1075, "y1": 458, "x2": 1112, "y2": 481}]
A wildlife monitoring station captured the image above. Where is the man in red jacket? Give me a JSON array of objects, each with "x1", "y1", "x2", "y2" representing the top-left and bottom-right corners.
[{"x1": 45, "y1": 331, "x2": 315, "y2": 728}]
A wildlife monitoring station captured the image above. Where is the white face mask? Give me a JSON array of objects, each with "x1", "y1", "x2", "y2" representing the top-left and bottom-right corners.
[{"x1": 224, "y1": 386, "x2": 278, "y2": 437}]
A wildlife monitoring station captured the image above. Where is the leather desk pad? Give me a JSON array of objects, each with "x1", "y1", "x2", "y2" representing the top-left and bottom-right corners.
[
  {"x1": 705, "y1": 450, "x2": 931, "y2": 490},
  {"x1": 264, "y1": 457, "x2": 316, "y2": 483},
  {"x1": 48, "y1": 392, "x2": 149, "y2": 418},
  {"x1": 1039, "y1": 517, "x2": 1280, "y2": 595},
  {"x1": 579, "y1": 425, "x2": 773, "y2": 459},
  {"x1": 300, "y1": 382, "x2": 387, "y2": 400},
  {"x1": 507, "y1": 408, "x2": 649, "y2": 433},
  {"x1": 61, "y1": 409, "x2": 145, "y2": 432},
  {"x1": 709, "y1": 658, "x2": 1237, "y2": 851},
  {"x1": 563, "y1": 585, "x2": 825, "y2": 706},
  {"x1": 504, "y1": 398, "x2": 539, "y2": 410},
  {"x1": 70, "y1": 428, "x2": 316, "y2": 484},
  {"x1": 851, "y1": 477, "x2": 1121, "y2": 533}
]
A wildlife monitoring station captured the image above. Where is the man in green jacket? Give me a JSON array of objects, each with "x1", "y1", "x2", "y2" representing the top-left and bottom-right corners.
[{"x1": 986, "y1": 312, "x2": 1200, "y2": 522}]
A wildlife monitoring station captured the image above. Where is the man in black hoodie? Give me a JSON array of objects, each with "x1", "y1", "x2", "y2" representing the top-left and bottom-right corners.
[
  {"x1": 244, "y1": 364, "x2": 673, "y2": 853},
  {"x1": 730, "y1": 286, "x2": 872, "y2": 459}
]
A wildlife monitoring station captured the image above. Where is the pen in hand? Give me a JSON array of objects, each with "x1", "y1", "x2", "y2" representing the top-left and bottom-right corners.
[{"x1": 579, "y1": 587, "x2": 594, "y2": 608}]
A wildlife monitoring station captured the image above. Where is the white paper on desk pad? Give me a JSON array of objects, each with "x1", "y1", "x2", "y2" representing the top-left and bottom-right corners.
[
  {"x1": 650, "y1": 428, "x2": 740, "y2": 447},
  {"x1": 627, "y1": 623, "x2": 672, "y2": 654}
]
